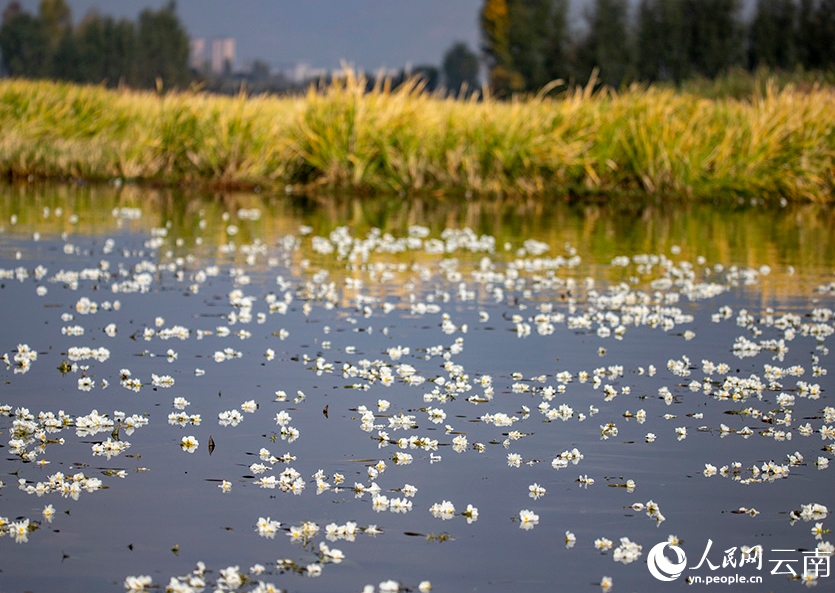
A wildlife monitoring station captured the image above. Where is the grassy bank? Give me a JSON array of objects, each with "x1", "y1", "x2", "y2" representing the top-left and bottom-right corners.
[{"x1": 1, "y1": 71, "x2": 834, "y2": 201}]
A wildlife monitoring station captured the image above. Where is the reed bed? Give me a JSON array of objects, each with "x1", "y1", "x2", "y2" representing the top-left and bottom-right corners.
[{"x1": 1, "y1": 71, "x2": 833, "y2": 201}]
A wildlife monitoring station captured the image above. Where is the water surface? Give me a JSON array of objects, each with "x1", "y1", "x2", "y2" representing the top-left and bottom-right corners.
[{"x1": 0, "y1": 184, "x2": 833, "y2": 593}]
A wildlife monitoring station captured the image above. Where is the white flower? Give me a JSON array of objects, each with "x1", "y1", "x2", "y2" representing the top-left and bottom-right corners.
[
  {"x1": 529, "y1": 483, "x2": 546, "y2": 499},
  {"x1": 180, "y1": 436, "x2": 198, "y2": 453},
  {"x1": 565, "y1": 531, "x2": 576, "y2": 548},
  {"x1": 429, "y1": 500, "x2": 456, "y2": 520},
  {"x1": 256, "y1": 517, "x2": 281, "y2": 538},
  {"x1": 306, "y1": 563, "x2": 322, "y2": 577},
  {"x1": 595, "y1": 537, "x2": 614, "y2": 551},
  {"x1": 613, "y1": 537, "x2": 643, "y2": 564},
  {"x1": 519, "y1": 509, "x2": 539, "y2": 529},
  {"x1": 124, "y1": 575, "x2": 153, "y2": 591},
  {"x1": 218, "y1": 409, "x2": 243, "y2": 427}
]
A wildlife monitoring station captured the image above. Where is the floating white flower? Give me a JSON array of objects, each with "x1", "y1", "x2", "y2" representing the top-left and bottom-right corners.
[
  {"x1": 429, "y1": 500, "x2": 455, "y2": 520},
  {"x1": 519, "y1": 509, "x2": 539, "y2": 530},
  {"x1": 180, "y1": 436, "x2": 198, "y2": 453},
  {"x1": 565, "y1": 531, "x2": 576, "y2": 548},
  {"x1": 529, "y1": 483, "x2": 546, "y2": 499},
  {"x1": 613, "y1": 537, "x2": 642, "y2": 564},
  {"x1": 255, "y1": 517, "x2": 281, "y2": 538},
  {"x1": 218, "y1": 410, "x2": 243, "y2": 427}
]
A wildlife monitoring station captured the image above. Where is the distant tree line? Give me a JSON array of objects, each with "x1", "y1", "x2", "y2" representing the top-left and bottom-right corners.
[
  {"x1": 12, "y1": 0, "x2": 831, "y2": 99},
  {"x1": 481, "y1": 0, "x2": 835, "y2": 93},
  {"x1": 0, "y1": 0, "x2": 480, "y2": 96},
  {"x1": 0, "y1": 0, "x2": 190, "y2": 88}
]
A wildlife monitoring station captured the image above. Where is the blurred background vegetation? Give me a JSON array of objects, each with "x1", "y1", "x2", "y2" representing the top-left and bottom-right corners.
[
  {"x1": 2, "y1": 0, "x2": 835, "y2": 98},
  {"x1": 482, "y1": 0, "x2": 835, "y2": 95}
]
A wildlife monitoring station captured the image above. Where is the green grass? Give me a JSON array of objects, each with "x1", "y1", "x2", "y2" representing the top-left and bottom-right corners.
[{"x1": 1, "y1": 71, "x2": 833, "y2": 201}]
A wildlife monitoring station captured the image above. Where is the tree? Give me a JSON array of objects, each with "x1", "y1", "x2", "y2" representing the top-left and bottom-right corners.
[
  {"x1": 817, "y1": 0, "x2": 835, "y2": 67},
  {"x1": 576, "y1": 0, "x2": 633, "y2": 87},
  {"x1": 38, "y1": 0, "x2": 71, "y2": 54},
  {"x1": 749, "y1": 0, "x2": 798, "y2": 70},
  {"x1": 481, "y1": 0, "x2": 523, "y2": 94},
  {"x1": 481, "y1": 0, "x2": 512, "y2": 73},
  {"x1": 75, "y1": 10, "x2": 107, "y2": 82},
  {"x1": 542, "y1": 0, "x2": 571, "y2": 85},
  {"x1": 0, "y1": 10, "x2": 49, "y2": 77},
  {"x1": 798, "y1": 0, "x2": 835, "y2": 69},
  {"x1": 506, "y1": 0, "x2": 553, "y2": 91},
  {"x1": 411, "y1": 64, "x2": 441, "y2": 92},
  {"x1": 2, "y1": 1, "x2": 22, "y2": 24},
  {"x1": 797, "y1": 0, "x2": 816, "y2": 67},
  {"x1": 442, "y1": 41, "x2": 480, "y2": 95},
  {"x1": 50, "y1": 27, "x2": 80, "y2": 80},
  {"x1": 682, "y1": 0, "x2": 743, "y2": 78},
  {"x1": 249, "y1": 59, "x2": 270, "y2": 82},
  {"x1": 135, "y1": 1, "x2": 190, "y2": 88},
  {"x1": 636, "y1": 0, "x2": 689, "y2": 82},
  {"x1": 103, "y1": 17, "x2": 138, "y2": 86}
]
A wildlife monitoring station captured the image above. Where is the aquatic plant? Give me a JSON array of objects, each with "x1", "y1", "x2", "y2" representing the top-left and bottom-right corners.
[{"x1": 1, "y1": 72, "x2": 834, "y2": 200}]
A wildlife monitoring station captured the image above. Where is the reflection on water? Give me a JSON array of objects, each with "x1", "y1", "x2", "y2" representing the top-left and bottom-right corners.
[
  {"x1": 3, "y1": 183, "x2": 833, "y2": 301},
  {"x1": 0, "y1": 183, "x2": 833, "y2": 593}
]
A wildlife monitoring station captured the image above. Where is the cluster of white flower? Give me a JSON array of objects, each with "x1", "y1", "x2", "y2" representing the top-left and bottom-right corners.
[
  {"x1": 613, "y1": 537, "x2": 643, "y2": 564},
  {"x1": 92, "y1": 437, "x2": 131, "y2": 459},
  {"x1": 18, "y1": 471, "x2": 103, "y2": 500},
  {"x1": 67, "y1": 346, "x2": 110, "y2": 362},
  {"x1": 791, "y1": 503, "x2": 829, "y2": 523}
]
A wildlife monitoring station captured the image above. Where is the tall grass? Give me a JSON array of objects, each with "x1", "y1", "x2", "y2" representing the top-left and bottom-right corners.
[{"x1": 0, "y1": 71, "x2": 833, "y2": 201}]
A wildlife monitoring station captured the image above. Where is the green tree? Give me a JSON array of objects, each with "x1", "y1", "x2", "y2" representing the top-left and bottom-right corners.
[
  {"x1": 442, "y1": 41, "x2": 480, "y2": 95},
  {"x1": 74, "y1": 10, "x2": 107, "y2": 82},
  {"x1": 749, "y1": 0, "x2": 798, "y2": 70},
  {"x1": 636, "y1": 0, "x2": 689, "y2": 82},
  {"x1": 576, "y1": 0, "x2": 633, "y2": 87},
  {"x1": 817, "y1": 0, "x2": 835, "y2": 67},
  {"x1": 103, "y1": 17, "x2": 137, "y2": 86},
  {"x1": 135, "y1": 1, "x2": 190, "y2": 89},
  {"x1": 682, "y1": 0, "x2": 743, "y2": 78},
  {"x1": 411, "y1": 64, "x2": 440, "y2": 91},
  {"x1": 481, "y1": 0, "x2": 512, "y2": 71},
  {"x1": 481, "y1": 0, "x2": 524, "y2": 94},
  {"x1": 249, "y1": 59, "x2": 270, "y2": 82},
  {"x1": 797, "y1": 0, "x2": 817, "y2": 67},
  {"x1": 2, "y1": 1, "x2": 22, "y2": 24},
  {"x1": 542, "y1": 0, "x2": 571, "y2": 85},
  {"x1": 0, "y1": 10, "x2": 49, "y2": 77},
  {"x1": 506, "y1": 0, "x2": 553, "y2": 91},
  {"x1": 50, "y1": 27, "x2": 79, "y2": 80},
  {"x1": 38, "y1": 0, "x2": 71, "y2": 54},
  {"x1": 798, "y1": 0, "x2": 835, "y2": 69}
]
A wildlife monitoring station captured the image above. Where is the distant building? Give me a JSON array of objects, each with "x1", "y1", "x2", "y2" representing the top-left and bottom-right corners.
[
  {"x1": 292, "y1": 62, "x2": 327, "y2": 83},
  {"x1": 189, "y1": 38, "x2": 207, "y2": 70},
  {"x1": 211, "y1": 38, "x2": 236, "y2": 75}
]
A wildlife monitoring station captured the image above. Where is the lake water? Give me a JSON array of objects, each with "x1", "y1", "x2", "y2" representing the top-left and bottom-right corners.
[{"x1": 0, "y1": 184, "x2": 833, "y2": 593}]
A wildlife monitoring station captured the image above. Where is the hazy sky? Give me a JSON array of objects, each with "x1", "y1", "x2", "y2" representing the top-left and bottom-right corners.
[{"x1": 14, "y1": 1, "x2": 485, "y2": 71}]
